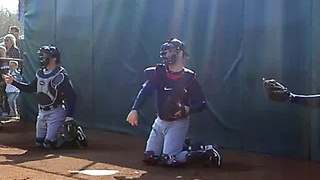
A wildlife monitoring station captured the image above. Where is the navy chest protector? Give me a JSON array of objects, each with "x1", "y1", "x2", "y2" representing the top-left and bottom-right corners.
[{"x1": 155, "y1": 64, "x2": 195, "y2": 120}]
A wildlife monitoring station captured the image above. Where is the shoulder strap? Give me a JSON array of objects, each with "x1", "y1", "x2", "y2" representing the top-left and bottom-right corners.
[{"x1": 155, "y1": 64, "x2": 166, "y2": 86}]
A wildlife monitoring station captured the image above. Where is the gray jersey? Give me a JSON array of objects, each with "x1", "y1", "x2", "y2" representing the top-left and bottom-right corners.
[{"x1": 36, "y1": 67, "x2": 65, "y2": 108}]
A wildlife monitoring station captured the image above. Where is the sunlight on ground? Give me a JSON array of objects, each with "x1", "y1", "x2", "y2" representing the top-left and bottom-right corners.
[
  {"x1": 0, "y1": 146, "x2": 27, "y2": 155},
  {"x1": 13, "y1": 155, "x2": 147, "y2": 178},
  {"x1": 70, "y1": 169, "x2": 119, "y2": 176}
]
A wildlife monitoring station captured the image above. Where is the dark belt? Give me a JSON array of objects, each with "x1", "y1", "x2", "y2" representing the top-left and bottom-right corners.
[
  {"x1": 159, "y1": 114, "x2": 188, "y2": 122},
  {"x1": 40, "y1": 104, "x2": 60, "y2": 111}
]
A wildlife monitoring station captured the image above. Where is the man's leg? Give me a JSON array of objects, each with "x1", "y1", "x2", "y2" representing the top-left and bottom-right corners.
[
  {"x1": 161, "y1": 118, "x2": 190, "y2": 166},
  {"x1": 36, "y1": 111, "x2": 47, "y2": 148},
  {"x1": 143, "y1": 117, "x2": 165, "y2": 165},
  {"x1": 44, "y1": 107, "x2": 66, "y2": 149}
]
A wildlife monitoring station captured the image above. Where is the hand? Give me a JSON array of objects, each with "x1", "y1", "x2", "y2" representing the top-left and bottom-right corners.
[
  {"x1": 126, "y1": 110, "x2": 139, "y2": 126},
  {"x1": 3, "y1": 74, "x2": 14, "y2": 84}
]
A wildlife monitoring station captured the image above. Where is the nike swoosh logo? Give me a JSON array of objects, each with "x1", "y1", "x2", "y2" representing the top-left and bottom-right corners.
[{"x1": 164, "y1": 87, "x2": 173, "y2": 91}]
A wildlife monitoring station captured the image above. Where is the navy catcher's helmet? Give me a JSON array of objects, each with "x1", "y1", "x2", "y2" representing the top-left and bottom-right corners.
[
  {"x1": 159, "y1": 38, "x2": 188, "y2": 64},
  {"x1": 38, "y1": 45, "x2": 61, "y2": 65}
]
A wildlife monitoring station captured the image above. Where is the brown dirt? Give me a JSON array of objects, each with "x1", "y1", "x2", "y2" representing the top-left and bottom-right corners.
[{"x1": 1, "y1": 120, "x2": 320, "y2": 180}]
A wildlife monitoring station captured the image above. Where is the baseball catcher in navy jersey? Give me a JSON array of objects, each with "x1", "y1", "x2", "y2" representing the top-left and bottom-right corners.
[
  {"x1": 126, "y1": 38, "x2": 221, "y2": 167},
  {"x1": 4, "y1": 45, "x2": 87, "y2": 149}
]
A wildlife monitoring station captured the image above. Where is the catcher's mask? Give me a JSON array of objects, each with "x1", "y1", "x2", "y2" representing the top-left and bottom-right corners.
[
  {"x1": 38, "y1": 45, "x2": 60, "y2": 67},
  {"x1": 159, "y1": 38, "x2": 188, "y2": 65}
]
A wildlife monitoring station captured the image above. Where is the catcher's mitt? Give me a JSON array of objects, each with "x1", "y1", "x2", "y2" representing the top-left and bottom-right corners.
[
  {"x1": 263, "y1": 78, "x2": 291, "y2": 102},
  {"x1": 161, "y1": 97, "x2": 187, "y2": 120}
]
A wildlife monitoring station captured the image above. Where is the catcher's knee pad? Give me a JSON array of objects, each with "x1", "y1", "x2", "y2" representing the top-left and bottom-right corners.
[
  {"x1": 43, "y1": 139, "x2": 57, "y2": 149},
  {"x1": 203, "y1": 145, "x2": 222, "y2": 167},
  {"x1": 142, "y1": 151, "x2": 159, "y2": 166},
  {"x1": 158, "y1": 154, "x2": 183, "y2": 168},
  {"x1": 35, "y1": 138, "x2": 45, "y2": 148}
]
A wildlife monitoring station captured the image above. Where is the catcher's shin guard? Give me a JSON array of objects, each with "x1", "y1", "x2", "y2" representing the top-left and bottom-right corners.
[
  {"x1": 58, "y1": 120, "x2": 88, "y2": 149},
  {"x1": 186, "y1": 150, "x2": 205, "y2": 164},
  {"x1": 186, "y1": 144, "x2": 222, "y2": 167},
  {"x1": 35, "y1": 138, "x2": 45, "y2": 148},
  {"x1": 75, "y1": 126, "x2": 87, "y2": 148},
  {"x1": 43, "y1": 139, "x2": 57, "y2": 149},
  {"x1": 143, "y1": 151, "x2": 159, "y2": 165},
  {"x1": 203, "y1": 145, "x2": 222, "y2": 167},
  {"x1": 0, "y1": 121, "x2": 3, "y2": 130},
  {"x1": 158, "y1": 154, "x2": 183, "y2": 167}
]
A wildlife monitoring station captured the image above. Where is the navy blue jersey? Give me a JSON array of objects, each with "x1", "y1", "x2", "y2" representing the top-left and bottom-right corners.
[{"x1": 132, "y1": 64, "x2": 206, "y2": 120}]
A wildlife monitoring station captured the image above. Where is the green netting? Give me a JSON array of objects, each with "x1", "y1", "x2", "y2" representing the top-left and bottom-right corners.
[{"x1": 23, "y1": 0, "x2": 320, "y2": 161}]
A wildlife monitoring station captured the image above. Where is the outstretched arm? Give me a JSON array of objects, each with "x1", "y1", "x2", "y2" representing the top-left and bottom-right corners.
[
  {"x1": 131, "y1": 80, "x2": 156, "y2": 110},
  {"x1": 290, "y1": 94, "x2": 320, "y2": 107},
  {"x1": 11, "y1": 77, "x2": 37, "y2": 93},
  {"x1": 127, "y1": 80, "x2": 156, "y2": 126},
  {"x1": 263, "y1": 78, "x2": 320, "y2": 107}
]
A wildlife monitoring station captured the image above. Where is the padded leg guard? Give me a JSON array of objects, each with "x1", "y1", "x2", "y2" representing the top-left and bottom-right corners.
[
  {"x1": 43, "y1": 139, "x2": 57, "y2": 149},
  {"x1": 142, "y1": 151, "x2": 159, "y2": 166},
  {"x1": 35, "y1": 138, "x2": 45, "y2": 148},
  {"x1": 203, "y1": 145, "x2": 222, "y2": 167},
  {"x1": 158, "y1": 154, "x2": 183, "y2": 168}
]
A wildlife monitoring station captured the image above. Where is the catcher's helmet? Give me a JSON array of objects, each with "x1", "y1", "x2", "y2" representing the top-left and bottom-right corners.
[
  {"x1": 38, "y1": 45, "x2": 61, "y2": 66},
  {"x1": 159, "y1": 38, "x2": 188, "y2": 65}
]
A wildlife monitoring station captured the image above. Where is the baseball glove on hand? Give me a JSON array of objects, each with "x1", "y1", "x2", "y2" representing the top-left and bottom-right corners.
[
  {"x1": 161, "y1": 97, "x2": 186, "y2": 120},
  {"x1": 263, "y1": 78, "x2": 291, "y2": 102}
]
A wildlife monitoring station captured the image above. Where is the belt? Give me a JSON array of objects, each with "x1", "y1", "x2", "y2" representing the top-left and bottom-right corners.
[
  {"x1": 159, "y1": 114, "x2": 188, "y2": 122},
  {"x1": 40, "y1": 104, "x2": 61, "y2": 111}
]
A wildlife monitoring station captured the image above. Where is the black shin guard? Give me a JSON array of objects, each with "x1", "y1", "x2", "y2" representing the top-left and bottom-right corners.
[
  {"x1": 35, "y1": 138, "x2": 45, "y2": 148},
  {"x1": 143, "y1": 151, "x2": 159, "y2": 165},
  {"x1": 43, "y1": 139, "x2": 57, "y2": 149},
  {"x1": 158, "y1": 154, "x2": 183, "y2": 167}
]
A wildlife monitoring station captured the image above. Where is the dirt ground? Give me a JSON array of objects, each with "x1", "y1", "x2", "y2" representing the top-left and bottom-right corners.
[{"x1": 1, "y1": 120, "x2": 320, "y2": 180}]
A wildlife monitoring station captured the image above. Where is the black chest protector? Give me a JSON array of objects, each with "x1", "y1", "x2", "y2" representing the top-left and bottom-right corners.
[{"x1": 36, "y1": 67, "x2": 66, "y2": 107}]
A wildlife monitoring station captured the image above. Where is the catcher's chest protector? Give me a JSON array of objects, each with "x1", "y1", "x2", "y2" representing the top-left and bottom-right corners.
[
  {"x1": 155, "y1": 64, "x2": 195, "y2": 98},
  {"x1": 36, "y1": 67, "x2": 65, "y2": 107}
]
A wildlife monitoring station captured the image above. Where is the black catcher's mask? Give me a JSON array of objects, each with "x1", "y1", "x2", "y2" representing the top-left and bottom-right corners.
[
  {"x1": 38, "y1": 45, "x2": 60, "y2": 67},
  {"x1": 159, "y1": 38, "x2": 188, "y2": 65}
]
